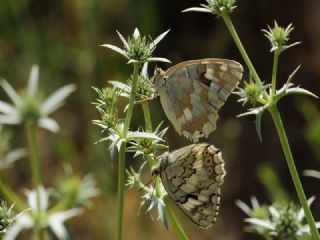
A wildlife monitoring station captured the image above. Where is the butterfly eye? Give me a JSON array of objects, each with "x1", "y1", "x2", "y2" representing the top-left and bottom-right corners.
[{"x1": 162, "y1": 76, "x2": 168, "y2": 84}]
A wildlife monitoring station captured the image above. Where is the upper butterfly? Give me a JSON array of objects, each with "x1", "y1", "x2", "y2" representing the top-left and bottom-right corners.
[{"x1": 153, "y1": 59, "x2": 243, "y2": 142}]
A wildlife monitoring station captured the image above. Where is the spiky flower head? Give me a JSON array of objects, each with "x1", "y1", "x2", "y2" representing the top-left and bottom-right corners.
[
  {"x1": 273, "y1": 204, "x2": 300, "y2": 240},
  {"x1": 262, "y1": 21, "x2": 300, "y2": 52},
  {"x1": 235, "y1": 80, "x2": 267, "y2": 107},
  {"x1": 0, "y1": 201, "x2": 15, "y2": 234},
  {"x1": 92, "y1": 86, "x2": 121, "y2": 130},
  {"x1": 239, "y1": 197, "x2": 320, "y2": 239},
  {"x1": 0, "y1": 65, "x2": 75, "y2": 132},
  {"x1": 128, "y1": 74, "x2": 155, "y2": 101},
  {"x1": 183, "y1": 0, "x2": 237, "y2": 16},
  {"x1": 54, "y1": 166, "x2": 99, "y2": 208},
  {"x1": 101, "y1": 28, "x2": 170, "y2": 64}
]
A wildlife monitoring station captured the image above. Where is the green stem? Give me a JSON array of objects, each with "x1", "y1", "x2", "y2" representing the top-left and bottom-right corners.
[
  {"x1": 271, "y1": 49, "x2": 280, "y2": 96},
  {"x1": 164, "y1": 198, "x2": 189, "y2": 240},
  {"x1": 123, "y1": 64, "x2": 140, "y2": 136},
  {"x1": 116, "y1": 143, "x2": 126, "y2": 240},
  {"x1": 116, "y1": 63, "x2": 140, "y2": 240},
  {"x1": 263, "y1": 232, "x2": 272, "y2": 240},
  {"x1": 141, "y1": 101, "x2": 152, "y2": 132},
  {"x1": 269, "y1": 106, "x2": 320, "y2": 240},
  {"x1": 221, "y1": 11, "x2": 319, "y2": 239},
  {"x1": 141, "y1": 102, "x2": 189, "y2": 240},
  {"x1": 0, "y1": 178, "x2": 27, "y2": 211},
  {"x1": 25, "y1": 123, "x2": 43, "y2": 240},
  {"x1": 221, "y1": 12, "x2": 263, "y2": 87},
  {"x1": 25, "y1": 123, "x2": 41, "y2": 188},
  {"x1": 49, "y1": 190, "x2": 74, "y2": 213}
]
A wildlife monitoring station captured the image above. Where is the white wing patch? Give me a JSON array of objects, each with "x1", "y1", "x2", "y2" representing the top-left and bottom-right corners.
[{"x1": 154, "y1": 58, "x2": 243, "y2": 142}]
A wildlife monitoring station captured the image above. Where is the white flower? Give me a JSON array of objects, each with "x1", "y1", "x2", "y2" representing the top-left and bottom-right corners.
[
  {"x1": 4, "y1": 186, "x2": 81, "y2": 240},
  {"x1": 101, "y1": 28, "x2": 171, "y2": 64},
  {"x1": 243, "y1": 197, "x2": 320, "y2": 239},
  {"x1": 0, "y1": 65, "x2": 76, "y2": 132}
]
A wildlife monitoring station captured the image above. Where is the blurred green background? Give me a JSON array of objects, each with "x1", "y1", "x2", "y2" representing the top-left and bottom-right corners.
[{"x1": 0, "y1": 0, "x2": 320, "y2": 239}]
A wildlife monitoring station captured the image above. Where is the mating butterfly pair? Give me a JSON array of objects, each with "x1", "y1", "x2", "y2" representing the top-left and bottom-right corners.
[{"x1": 152, "y1": 59, "x2": 243, "y2": 228}]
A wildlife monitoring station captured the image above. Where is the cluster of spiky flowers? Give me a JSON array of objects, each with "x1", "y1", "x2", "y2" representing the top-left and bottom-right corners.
[
  {"x1": 183, "y1": 1, "x2": 320, "y2": 239},
  {"x1": 0, "y1": 65, "x2": 99, "y2": 239},
  {"x1": 94, "y1": 27, "x2": 188, "y2": 240},
  {"x1": 185, "y1": 0, "x2": 317, "y2": 139},
  {"x1": 234, "y1": 22, "x2": 315, "y2": 138},
  {"x1": 94, "y1": 70, "x2": 170, "y2": 225},
  {"x1": 94, "y1": 28, "x2": 170, "y2": 154},
  {"x1": 237, "y1": 197, "x2": 320, "y2": 240}
]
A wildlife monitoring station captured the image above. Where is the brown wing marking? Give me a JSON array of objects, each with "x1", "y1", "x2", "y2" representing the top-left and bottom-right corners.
[
  {"x1": 163, "y1": 59, "x2": 243, "y2": 142},
  {"x1": 160, "y1": 144, "x2": 226, "y2": 228}
]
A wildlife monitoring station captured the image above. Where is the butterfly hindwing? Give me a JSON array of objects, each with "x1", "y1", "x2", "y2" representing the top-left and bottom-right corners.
[
  {"x1": 155, "y1": 59, "x2": 243, "y2": 142},
  {"x1": 156, "y1": 143, "x2": 226, "y2": 228}
]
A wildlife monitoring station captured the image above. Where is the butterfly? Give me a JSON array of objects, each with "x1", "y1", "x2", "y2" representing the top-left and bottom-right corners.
[
  {"x1": 152, "y1": 143, "x2": 226, "y2": 229},
  {"x1": 153, "y1": 59, "x2": 243, "y2": 142}
]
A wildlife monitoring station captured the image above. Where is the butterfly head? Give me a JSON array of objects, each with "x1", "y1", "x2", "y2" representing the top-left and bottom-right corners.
[
  {"x1": 152, "y1": 68, "x2": 167, "y2": 90},
  {"x1": 151, "y1": 151, "x2": 169, "y2": 176}
]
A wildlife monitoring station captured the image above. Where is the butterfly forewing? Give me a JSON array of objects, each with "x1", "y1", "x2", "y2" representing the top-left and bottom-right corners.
[
  {"x1": 157, "y1": 143, "x2": 226, "y2": 228},
  {"x1": 155, "y1": 58, "x2": 243, "y2": 142}
]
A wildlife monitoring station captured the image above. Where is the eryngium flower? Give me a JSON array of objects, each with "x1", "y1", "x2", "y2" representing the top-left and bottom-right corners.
[{"x1": 0, "y1": 65, "x2": 75, "y2": 132}]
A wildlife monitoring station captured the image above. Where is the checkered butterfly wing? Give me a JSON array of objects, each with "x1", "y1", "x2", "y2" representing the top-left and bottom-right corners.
[
  {"x1": 154, "y1": 59, "x2": 243, "y2": 142},
  {"x1": 155, "y1": 143, "x2": 226, "y2": 228}
]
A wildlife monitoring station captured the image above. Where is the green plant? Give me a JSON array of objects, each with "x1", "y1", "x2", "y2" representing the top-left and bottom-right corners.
[
  {"x1": 95, "y1": 28, "x2": 189, "y2": 240},
  {"x1": 184, "y1": 0, "x2": 319, "y2": 239},
  {"x1": 0, "y1": 65, "x2": 98, "y2": 240}
]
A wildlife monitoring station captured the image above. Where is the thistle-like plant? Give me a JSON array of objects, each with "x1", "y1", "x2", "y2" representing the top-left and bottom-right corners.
[
  {"x1": 183, "y1": 1, "x2": 320, "y2": 239},
  {"x1": 237, "y1": 197, "x2": 320, "y2": 240},
  {"x1": 0, "y1": 65, "x2": 97, "y2": 240},
  {"x1": 95, "y1": 28, "x2": 189, "y2": 240},
  {"x1": 53, "y1": 165, "x2": 100, "y2": 208},
  {"x1": 101, "y1": 28, "x2": 170, "y2": 64},
  {"x1": 0, "y1": 65, "x2": 75, "y2": 132},
  {"x1": 4, "y1": 186, "x2": 82, "y2": 240}
]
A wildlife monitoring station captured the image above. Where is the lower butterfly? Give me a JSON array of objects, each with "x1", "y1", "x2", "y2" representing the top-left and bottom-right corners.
[{"x1": 152, "y1": 143, "x2": 226, "y2": 228}]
